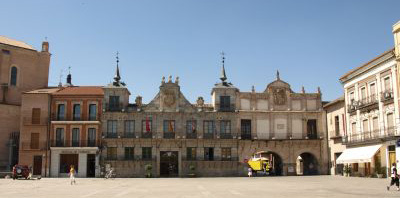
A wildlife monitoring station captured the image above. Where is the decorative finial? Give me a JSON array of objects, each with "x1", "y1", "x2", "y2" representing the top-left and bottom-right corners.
[
  {"x1": 301, "y1": 86, "x2": 305, "y2": 93},
  {"x1": 113, "y1": 51, "x2": 121, "y2": 86},
  {"x1": 317, "y1": 86, "x2": 321, "y2": 94},
  {"x1": 252, "y1": 85, "x2": 255, "y2": 93},
  {"x1": 168, "y1": 75, "x2": 172, "y2": 83},
  {"x1": 162, "y1": 76, "x2": 165, "y2": 84},
  {"x1": 68, "y1": 66, "x2": 71, "y2": 74},
  {"x1": 220, "y1": 51, "x2": 227, "y2": 83},
  {"x1": 175, "y1": 76, "x2": 179, "y2": 84},
  {"x1": 276, "y1": 70, "x2": 280, "y2": 80}
]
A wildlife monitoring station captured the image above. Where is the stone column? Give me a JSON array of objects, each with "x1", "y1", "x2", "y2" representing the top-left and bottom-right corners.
[
  {"x1": 78, "y1": 153, "x2": 87, "y2": 177},
  {"x1": 376, "y1": 73, "x2": 385, "y2": 135}
]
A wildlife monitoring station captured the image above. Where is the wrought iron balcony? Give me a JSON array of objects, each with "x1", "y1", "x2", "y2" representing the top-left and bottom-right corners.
[
  {"x1": 241, "y1": 133, "x2": 251, "y2": 140},
  {"x1": 344, "y1": 127, "x2": 398, "y2": 145},
  {"x1": 123, "y1": 132, "x2": 136, "y2": 138},
  {"x1": 381, "y1": 90, "x2": 394, "y2": 103},
  {"x1": 203, "y1": 133, "x2": 214, "y2": 139},
  {"x1": 186, "y1": 132, "x2": 197, "y2": 139},
  {"x1": 358, "y1": 94, "x2": 378, "y2": 110},
  {"x1": 50, "y1": 139, "x2": 98, "y2": 147},
  {"x1": 141, "y1": 132, "x2": 153, "y2": 139},
  {"x1": 219, "y1": 133, "x2": 233, "y2": 139},
  {"x1": 218, "y1": 104, "x2": 235, "y2": 112},
  {"x1": 105, "y1": 133, "x2": 118, "y2": 138},
  {"x1": 163, "y1": 132, "x2": 175, "y2": 139}
]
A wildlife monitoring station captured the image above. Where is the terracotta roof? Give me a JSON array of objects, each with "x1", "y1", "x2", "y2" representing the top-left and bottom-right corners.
[
  {"x1": 339, "y1": 48, "x2": 395, "y2": 82},
  {"x1": 52, "y1": 86, "x2": 104, "y2": 96},
  {"x1": 0, "y1": 36, "x2": 36, "y2": 50}
]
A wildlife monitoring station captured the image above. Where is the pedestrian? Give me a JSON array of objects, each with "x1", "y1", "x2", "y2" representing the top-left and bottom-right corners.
[
  {"x1": 248, "y1": 167, "x2": 253, "y2": 177},
  {"x1": 69, "y1": 165, "x2": 76, "y2": 185},
  {"x1": 387, "y1": 163, "x2": 399, "y2": 191}
]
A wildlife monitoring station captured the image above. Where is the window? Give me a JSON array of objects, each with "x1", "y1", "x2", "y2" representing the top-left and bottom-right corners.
[
  {"x1": 351, "y1": 122, "x2": 357, "y2": 134},
  {"x1": 142, "y1": 147, "x2": 152, "y2": 160},
  {"x1": 204, "y1": 147, "x2": 214, "y2": 161},
  {"x1": 186, "y1": 120, "x2": 197, "y2": 134},
  {"x1": 30, "y1": 133, "x2": 39, "y2": 149},
  {"x1": 124, "y1": 147, "x2": 134, "y2": 160},
  {"x1": 362, "y1": 120, "x2": 368, "y2": 133},
  {"x1": 73, "y1": 104, "x2": 81, "y2": 121},
  {"x1": 57, "y1": 104, "x2": 65, "y2": 121},
  {"x1": 370, "y1": 83, "x2": 376, "y2": 96},
  {"x1": 360, "y1": 87, "x2": 366, "y2": 100},
  {"x1": 72, "y1": 128, "x2": 80, "y2": 147},
  {"x1": 107, "y1": 120, "x2": 117, "y2": 137},
  {"x1": 220, "y1": 120, "x2": 231, "y2": 134},
  {"x1": 307, "y1": 119, "x2": 317, "y2": 139},
  {"x1": 203, "y1": 121, "x2": 215, "y2": 134},
  {"x1": 109, "y1": 96, "x2": 120, "y2": 111},
  {"x1": 241, "y1": 119, "x2": 251, "y2": 139},
  {"x1": 88, "y1": 128, "x2": 96, "y2": 146},
  {"x1": 88, "y1": 104, "x2": 97, "y2": 121},
  {"x1": 124, "y1": 120, "x2": 135, "y2": 137},
  {"x1": 219, "y1": 96, "x2": 231, "y2": 111},
  {"x1": 107, "y1": 147, "x2": 117, "y2": 160},
  {"x1": 163, "y1": 120, "x2": 175, "y2": 132},
  {"x1": 55, "y1": 128, "x2": 64, "y2": 147},
  {"x1": 187, "y1": 147, "x2": 196, "y2": 160},
  {"x1": 384, "y1": 77, "x2": 391, "y2": 91},
  {"x1": 142, "y1": 120, "x2": 152, "y2": 133},
  {"x1": 334, "y1": 116, "x2": 340, "y2": 136},
  {"x1": 32, "y1": 108, "x2": 41, "y2": 124},
  {"x1": 221, "y1": 148, "x2": 231, "y2": 161},
  {"x1": 10, "y1": 66, "x2": 17, "y2": 86}
]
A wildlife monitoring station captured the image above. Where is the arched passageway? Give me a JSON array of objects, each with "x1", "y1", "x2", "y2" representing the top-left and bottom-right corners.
[
  {"x1": 296, "y1": 152, "x2": 318, "y2": 175},
  {"x1": 265, "y1": 152, "x2": 283, "y2": 176}
]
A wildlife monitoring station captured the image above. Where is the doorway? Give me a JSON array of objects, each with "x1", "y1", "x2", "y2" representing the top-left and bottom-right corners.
[
  {"x1": 160, "y1": 151, "x2": 179, "y2": 177},
  {"x1": 33, "y1": 156, "x2": 42, "y2": 175},
  {"x1": 87, "y1": 154, "x2": 96, "y2": 177}
]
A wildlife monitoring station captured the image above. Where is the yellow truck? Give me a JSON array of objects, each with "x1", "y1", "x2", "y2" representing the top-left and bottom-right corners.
[{"x1": 247, "y1": 151, "x2": 272, "y2": 175}]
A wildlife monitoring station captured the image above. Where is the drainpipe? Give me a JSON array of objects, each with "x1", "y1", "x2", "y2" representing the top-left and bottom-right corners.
[{"x1": 45, "y1": 94, "x2": 52, "y2": 177}]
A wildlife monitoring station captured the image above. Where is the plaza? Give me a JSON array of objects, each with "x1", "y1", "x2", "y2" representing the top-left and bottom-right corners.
[{"x1": 0, "y1": 176, "x2": 397, "y2": 198}]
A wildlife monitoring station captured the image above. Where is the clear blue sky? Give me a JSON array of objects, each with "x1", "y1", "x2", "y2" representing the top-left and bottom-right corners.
[{"x1": 3, "y1": 0, "x2": 399, "y2": 103}]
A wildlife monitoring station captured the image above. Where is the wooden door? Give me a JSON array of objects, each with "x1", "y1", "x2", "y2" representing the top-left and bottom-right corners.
[{"x1": 33, "y1": 156, "x2": 42, "y2": 175}]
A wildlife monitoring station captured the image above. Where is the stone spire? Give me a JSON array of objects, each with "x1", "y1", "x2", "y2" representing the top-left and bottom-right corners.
[{"x1": 220, "y1": 52, "x2": 227, "y2": 84}]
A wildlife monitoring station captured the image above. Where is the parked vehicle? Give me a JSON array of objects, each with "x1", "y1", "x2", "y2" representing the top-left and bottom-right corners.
[
  {"x1": 12, "y1": 165, "x2": 30, "y2": 180},
  {"x1": 248, "y1": 151, "x2": 272, "y2": 175}
]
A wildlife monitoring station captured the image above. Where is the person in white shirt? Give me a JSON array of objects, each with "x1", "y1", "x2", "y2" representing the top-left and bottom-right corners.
[{"x1": 387, "y1": 163, "x2": 399, "y2": 191}]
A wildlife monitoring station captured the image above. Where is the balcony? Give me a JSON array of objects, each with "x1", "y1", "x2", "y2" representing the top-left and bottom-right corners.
[
  {"x1": 51, "y1": 113, "x2": 101, "y2": 122},
  {"x1": 141, "y1": 132, "x2": 153, "y2": 139},
  {"x1": 186, "y1": 132, "x2": 197, "y2": 139},
  {"x1": 203, "y1": 133, "x2": 214, "y2": 139},
  {"x1": 358, "y1": 94, "x2": 378, "y2": 111},
  {"x1": 104, "y1": 103, "x2": 124, "y2": 112},
  {"x1": 347, "y1": 104, "x2": 357, "y2": 114},
  {"x1": 105, "y1": 133, "x2": 118, "y2": 138},
  {"x1": 50, "y1": 139, "x2": 98, "y2": 147},
  {"x1": 344, "y1": 127, "x2": 398, "y2": 145},
  {"x1": 163, "y1": 132, "x2": 175, "y2": 139},
  {"x1": 218, "y1": 104, "x2": 235, "y2": 112},
  {"x1": 219, "y1": 133, "x2": 233, "y2": 139},
  {"x1": 123, "y1": 132, "x2": 136, "y2": 138},
  {"x1": 241, "y1": 133, "x2": 251, "y2": 140},
  {"x1": 381, "y1": 90, "x2": 394, "y2": 104}
]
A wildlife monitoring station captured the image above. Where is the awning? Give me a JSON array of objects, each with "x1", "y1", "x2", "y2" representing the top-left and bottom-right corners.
[{"x1": 336, "y1": 144, "x2": 381, "y2": 164}]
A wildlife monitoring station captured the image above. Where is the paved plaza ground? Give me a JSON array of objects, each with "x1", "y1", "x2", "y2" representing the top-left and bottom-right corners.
[{"x1": 0, "y1": 176, "x2": 398, "y2": 198}]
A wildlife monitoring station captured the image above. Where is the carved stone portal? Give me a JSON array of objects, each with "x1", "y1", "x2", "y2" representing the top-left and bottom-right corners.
[{"x1": 273, "y1": 88, "x2": 287, "y2": 105}]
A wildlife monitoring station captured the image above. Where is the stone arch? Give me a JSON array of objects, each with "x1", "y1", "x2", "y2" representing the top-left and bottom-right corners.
[
  {"x1": 296, "y1": 152, "x2": 319, "y2": 175},
  {"x1": 264, "y1": 151, "x2": 283, "y2": 176}
]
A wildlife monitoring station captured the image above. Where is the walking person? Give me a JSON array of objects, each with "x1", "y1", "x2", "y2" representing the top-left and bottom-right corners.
[
  {"x1": 69, "y1": 165, "x2": 76, "y2": 185},
  {"x1": 248, "y1": 167, "x2": 253, "y2": 177},
  {"x1": 387, "y1": 163, "x2": 399, "y2": 191}
]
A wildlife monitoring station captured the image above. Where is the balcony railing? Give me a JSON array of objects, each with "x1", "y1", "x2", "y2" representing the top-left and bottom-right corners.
[
  {"x1": 141, "y1": 132, "x2": 153, "y2": 139},
  {"x1": 186, "y1": 132, "x2": 197, "y2": 139},
  {"x1": 104, "y1": 103, "x2": 124, "y2": 112},
  {"x1": 219, "y1": 133, "x2": 233, "y2": 139},
  {"x1": 124, "y1": 132, "x2": 135, "y2": 138},
  {"x1": 381, "y1": 90, "x2": 394, "y2": 102},
  {"x1": 358, "y1": 94, "x2": 378, "y2": 109},
  {"x1": 105, "y1": 133, "x2": 118, "y2": 138},
  {"x1": 203, "y1": 133, "x2": 214, "y2": 139},
  {"x1": 241, "y1": 133, "x2": 251, "y2": 140},
  {"x1": 50, "y1": 139, "x2": 98, "y2": 147},
  {"x1": 344, "y1": 127, "x2": 398, "y2": 144},
  {"x1": 218, "y1": 104, "x2": 236, "y2": 112},
  {"x1": 51, "y1": 113, "x2": 101, "y2": 122},
  {"x1": 163, "y1": 132, "x2": 175, "y2": 139}
]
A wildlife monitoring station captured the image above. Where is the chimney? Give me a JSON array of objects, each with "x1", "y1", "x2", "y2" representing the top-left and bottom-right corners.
[{"x1": 42, "y1": 41, "x2": 49, "y2": 52}]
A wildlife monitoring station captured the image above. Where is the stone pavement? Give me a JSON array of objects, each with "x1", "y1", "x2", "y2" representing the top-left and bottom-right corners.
[{"x1": 0, "y1": 176, "x2": 397, "y2": 198}]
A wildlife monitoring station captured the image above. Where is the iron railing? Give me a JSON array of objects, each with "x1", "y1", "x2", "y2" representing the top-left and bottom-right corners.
[
  {"x1": 344, "y1": 127, "x2": 398, "y2": 144},
  {"x1": 50, "y1": 139, "x2": 98, "y2": 147}
]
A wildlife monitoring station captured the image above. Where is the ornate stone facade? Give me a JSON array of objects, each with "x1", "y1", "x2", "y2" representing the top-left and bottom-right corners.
[{"x1": 101, "y1": 64, "x2": 328, "y2": 177}]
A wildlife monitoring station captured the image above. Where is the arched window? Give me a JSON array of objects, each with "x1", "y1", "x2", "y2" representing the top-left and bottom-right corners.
[{"x1": 10, "y1": 67, "x2": 17, "y2": 86}]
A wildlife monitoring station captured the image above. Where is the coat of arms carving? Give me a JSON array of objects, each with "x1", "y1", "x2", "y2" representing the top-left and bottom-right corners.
[
  {"x1": 273, "y1": 88, "x2": 286, "y2": 105},
  {"x1": 162, "y1": 91, "x2": 176, "y2": 107}
]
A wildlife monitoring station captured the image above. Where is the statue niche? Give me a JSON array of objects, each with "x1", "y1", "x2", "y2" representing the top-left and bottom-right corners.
[{"x1": 273, "y1": 88, "x2": 287, "y2": 105}]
